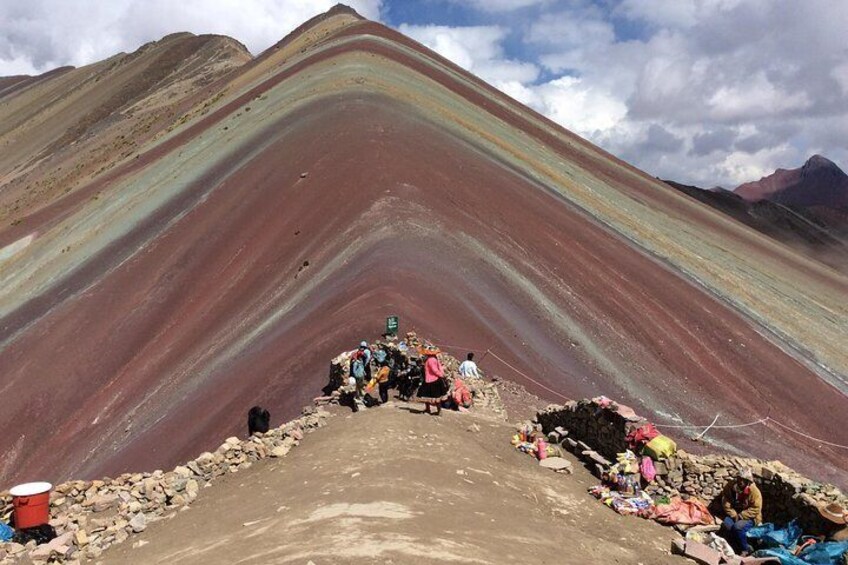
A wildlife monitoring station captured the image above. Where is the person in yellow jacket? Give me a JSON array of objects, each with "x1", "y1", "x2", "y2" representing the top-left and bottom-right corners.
[
  {"x1": 375, "y1": 362, "x2": 391, "y2": 404},
  {"x1": 719, "y1": 468, "x2": 763, "y2": 555}
]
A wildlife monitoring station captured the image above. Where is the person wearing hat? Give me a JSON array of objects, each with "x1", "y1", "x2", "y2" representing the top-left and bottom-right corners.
[
  {"x1": 416, "y1": 345, "x2": 448, "y2": 415},
  {"x1": 352, "y1": 341, "x2": 373, "y2": 378},
  {"x1": 719, "y1": 468, "x2": 763, "y2": 555},
  {"x1": 819, "y1": 503, "x2": 848, "y2": 542}
]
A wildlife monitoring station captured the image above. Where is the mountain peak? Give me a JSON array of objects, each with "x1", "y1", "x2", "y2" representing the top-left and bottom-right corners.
[
  {"x1": 327, "y1": 3, "x2": 364, "y2": 17},
  {"x1": 735, "y1": 155, "x2": 848, "y2": 207},
  {"x1": 802, "y1": 154, "x2": 846, "y2": 178}
]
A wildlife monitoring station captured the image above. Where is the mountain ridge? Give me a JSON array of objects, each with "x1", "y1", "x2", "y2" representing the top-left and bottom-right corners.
[{"x1": 0, "y1": 6, "x2": 846, "y2": 490}]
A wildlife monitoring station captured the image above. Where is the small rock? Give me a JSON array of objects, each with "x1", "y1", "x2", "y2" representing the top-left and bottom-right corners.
[
  {"x1": 270, "y1": 445, "x2": 290, "y2": 458},
  {"x1": 75, "y1": 530, "x2": 89, "y2": 546},
  {"x1": 173, "y1": 465, "x2": 192, "y2": 479},
  {"x1": 683, "y1": 540, "x2": 723, "y2": 565},
  {"x1": 539, "y1": 457, "x2": 573, "y2": 473},
  {"x1": 129, "y1": 512, "x2": 147, "y2": 533},
  {"x1": 87, "y1": 494, "x2": 118, "y2": 512}
]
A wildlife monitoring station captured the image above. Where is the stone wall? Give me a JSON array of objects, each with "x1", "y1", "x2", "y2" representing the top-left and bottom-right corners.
[
  {"x1": 537, "y1": 400, "x2": 847, "y2": 535},
  {"x1": 0, "y1": 408, "x2": 329, "y2": 564}
]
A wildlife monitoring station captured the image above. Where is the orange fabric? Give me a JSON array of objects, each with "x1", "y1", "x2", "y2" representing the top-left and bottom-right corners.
[{"x1": 652, "y1": 497, "x2": 714, "y2": 526}]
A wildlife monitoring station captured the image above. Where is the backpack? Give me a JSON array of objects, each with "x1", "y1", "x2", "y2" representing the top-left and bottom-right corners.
[{"x1": 352, "y1": 359, "x2": 366, "y2": 380}]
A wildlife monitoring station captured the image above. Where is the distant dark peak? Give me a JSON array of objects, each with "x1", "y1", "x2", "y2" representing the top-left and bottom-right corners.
[{"x1": 802, "y1": 154, "x2": 845, "y2": 177}]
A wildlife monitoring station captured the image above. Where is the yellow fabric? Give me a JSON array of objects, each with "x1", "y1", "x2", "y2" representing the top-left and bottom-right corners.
[{"x1": 643, "y1": 435, "x2": 677, "y2": 459}]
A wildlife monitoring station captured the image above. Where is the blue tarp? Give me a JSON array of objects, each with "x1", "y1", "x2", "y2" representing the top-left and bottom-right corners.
[
  {"x1": 0, "y1": 521, "x2": 13, "y2": 542},
  {"x1": 748, "y1": 520, "x2": 803, "y2": 550},
  {"x1": 754, "y1": 540, "x2": 848, "y2": 565}
]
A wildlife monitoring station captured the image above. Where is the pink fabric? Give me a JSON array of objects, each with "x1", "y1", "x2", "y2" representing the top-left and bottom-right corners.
[
  {"x1": 640, "y1": 456, "x2": 657, "y2": 482},
  {"x1": 453, "y1": 378, "x2": 472, "y2": 406},
  {"x1": 652, "y1": 497, "x2": 714, "y2": 526},
  {"x1": 424, "y1": 356, "x2": 444, "y2": 383}
]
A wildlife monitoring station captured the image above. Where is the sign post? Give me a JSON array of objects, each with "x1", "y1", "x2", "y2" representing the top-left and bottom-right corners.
[{"x1": 386, "y1": 316, "x2": 399, "y2": 336}]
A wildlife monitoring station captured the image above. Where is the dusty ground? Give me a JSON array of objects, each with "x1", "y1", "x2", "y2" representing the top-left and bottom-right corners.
[{"x1": 94, "y1": 395, "x2": 686, "y2": 565}]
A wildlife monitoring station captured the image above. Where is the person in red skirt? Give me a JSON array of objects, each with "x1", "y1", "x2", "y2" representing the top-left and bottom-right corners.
[{"x1": 417, "y1": 345, "x2": 449, "y2": 415}]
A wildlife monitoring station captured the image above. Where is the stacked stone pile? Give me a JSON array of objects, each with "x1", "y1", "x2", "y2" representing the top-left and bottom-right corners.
[
  {"x1": 537, "y1": 399, "x2": 644, "y2": 461},
  {"x1": 0, "y1": 408, "x2": 329, "y2": 564},
  {"x1": 537, "y1": 400, "x2": 846, "y2": 535}
]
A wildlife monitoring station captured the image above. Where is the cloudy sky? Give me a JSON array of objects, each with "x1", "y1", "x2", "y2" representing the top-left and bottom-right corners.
[{"x1": 2, "y1": 0, "x2": 847, "y2": 187}]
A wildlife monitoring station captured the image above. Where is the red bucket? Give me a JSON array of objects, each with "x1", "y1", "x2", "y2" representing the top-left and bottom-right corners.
[{"x1": 10, "y1": 482, "x2": 52, "y2": 529}]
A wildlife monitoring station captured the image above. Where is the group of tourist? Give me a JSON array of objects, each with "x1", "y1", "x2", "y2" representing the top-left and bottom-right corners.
[{"x1": 343, "y1": 340, "x2": 480, "y2": 414}]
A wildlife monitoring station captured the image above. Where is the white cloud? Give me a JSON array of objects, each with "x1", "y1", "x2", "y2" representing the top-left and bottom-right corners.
[
  {"x1": 451, "y1": 0, "x2": 554, "y2": 12},
  {"x1": 514, "y1": 0, "x2": 848, "y2": 186},
  {"x1": 526, "y1": 10, "x2": 615, "y2": 51},
  {"x1": 832, "y1": 64, "x2": 848, "y2": 96},
  {"x1": 717, "y1": 144, "x2": 798, "y2": 185},
  {"x1": 615, "y1": 0, "x2": 746, "y2": 29},
  {"x1": 530, "y1": 76, "x2": 628, "y2": 139},
  {"x1": 708, "y1": 73, "x2": 812, "y2": 122},
  {"x1": 0, "y1": 0, "x2": 383, "y2": 75},
  {"x1": 399, "y1": 24, "x2": 540, "y2": 87}
]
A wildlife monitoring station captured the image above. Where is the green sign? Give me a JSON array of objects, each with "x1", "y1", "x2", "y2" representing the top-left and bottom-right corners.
[{"x1": 386, "y1": 316, "x2": 399, "y2": 335}]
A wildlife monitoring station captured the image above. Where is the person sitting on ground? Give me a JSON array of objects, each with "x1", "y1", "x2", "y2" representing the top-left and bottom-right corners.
[
  {"x1": 819, "y1": 503, "x2": 848, "y2": 542},
  {"x1": 458, "y1": 352, "x2": 480, "y2": 378},
  {"x1": 719, "y1": 468, "x2": 762, "y2": 555},
  {"x1": 417, "y1": 345, "x2": 449, "y2": 415},
  {"x1": 452, "y1": 377, "x2": 473, "y2": 409},
  {"x1": 375, "y1": 361, "x2": 391, "y2": 404}
]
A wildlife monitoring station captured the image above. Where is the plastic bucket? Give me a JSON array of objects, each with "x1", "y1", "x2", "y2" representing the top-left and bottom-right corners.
[{"x1": 9, "y1": 482, "x2": 52, "y2": 529}]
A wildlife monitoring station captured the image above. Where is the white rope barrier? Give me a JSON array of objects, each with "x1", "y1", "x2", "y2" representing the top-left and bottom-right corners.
[{"x1": 427, "y1": 341, "x2": 848, "y2": 450}]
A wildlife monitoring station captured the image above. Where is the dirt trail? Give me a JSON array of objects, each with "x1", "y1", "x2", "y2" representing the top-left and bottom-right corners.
[{"x1": 96, "y1": 398, "x2": 686, "y2": 564}]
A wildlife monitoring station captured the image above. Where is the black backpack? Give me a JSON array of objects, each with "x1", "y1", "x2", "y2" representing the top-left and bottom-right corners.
[{"x1": 248, "y1": 406, "x2": 271, "y2": 435}]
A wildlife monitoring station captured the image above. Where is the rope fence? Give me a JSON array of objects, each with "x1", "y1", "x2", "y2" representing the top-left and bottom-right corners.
[{"x1": 428, "y1": 340, "x2": 848, "y2": 451}]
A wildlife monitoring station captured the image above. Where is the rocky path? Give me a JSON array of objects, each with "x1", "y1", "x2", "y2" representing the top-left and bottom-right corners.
[{"x1": 95, "y1": 397, "x2": 687, "y2": 564}]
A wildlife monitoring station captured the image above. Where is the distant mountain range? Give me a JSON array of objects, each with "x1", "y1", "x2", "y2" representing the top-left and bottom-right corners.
[{"x1": 664, "y1": 155, "x2": 848, "y2": 272}]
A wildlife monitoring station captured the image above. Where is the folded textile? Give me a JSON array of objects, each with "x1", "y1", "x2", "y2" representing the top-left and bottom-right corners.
[{"x1": 652, "y1": 496, "x2": 714, "y2": 526}]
